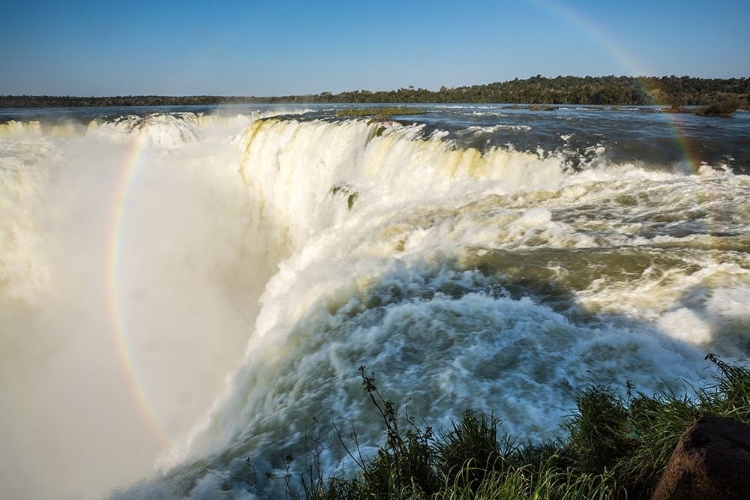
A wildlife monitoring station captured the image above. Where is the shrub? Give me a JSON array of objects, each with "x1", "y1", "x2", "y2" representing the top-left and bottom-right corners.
[{"x1": 696, "y1": 98, "x2": 741, "y2": 116}]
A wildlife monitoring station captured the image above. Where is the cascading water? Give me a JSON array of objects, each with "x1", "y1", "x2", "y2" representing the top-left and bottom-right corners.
[{"x1": 1, "y1": 105, "x2": 749, "y2": 499}]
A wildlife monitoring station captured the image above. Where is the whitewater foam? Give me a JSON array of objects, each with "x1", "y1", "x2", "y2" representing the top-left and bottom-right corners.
[
  {"x1": 0, "y1": 110, "x2": 291, "y2": 499},
  {"x1": 136, "y1": 116, "x2": 748, "y2": 497},
  {"x1": 2, "y1": 107, "x2": 749, "y2": 499}
]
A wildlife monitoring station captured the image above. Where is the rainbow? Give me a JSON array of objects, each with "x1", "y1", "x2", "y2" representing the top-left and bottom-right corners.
[
  {"x1": 104, "y1": 17, "x2": 717, "y2": 448},
  {"x1": 530, "y1": 0, "x2": 726, "y2": 252},
  {"x1": 530, "y1": 0, "x2": 705, "y2": 174},
  {"x1": 107, "y1": 132, "x2": 173, "y2": 448}
]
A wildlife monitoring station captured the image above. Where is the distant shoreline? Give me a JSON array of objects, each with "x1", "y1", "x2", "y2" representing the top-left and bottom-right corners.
[{"x1": 1, "y1": 75, "x2": 748, "y2": 109}]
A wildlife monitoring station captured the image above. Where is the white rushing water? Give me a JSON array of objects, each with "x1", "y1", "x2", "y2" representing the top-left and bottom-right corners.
[{"x1": 2, "y1": 108, "x2": 749, "y2": 499}]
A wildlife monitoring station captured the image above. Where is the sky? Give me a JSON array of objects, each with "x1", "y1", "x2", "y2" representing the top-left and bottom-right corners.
[{"x1": 1, "y1": 0, "x2": 748, "y2": 97}]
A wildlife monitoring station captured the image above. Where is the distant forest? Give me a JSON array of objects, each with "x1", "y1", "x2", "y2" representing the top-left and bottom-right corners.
[{"x1": 1, "y1": 76, "x2": 748, "y2": 108}]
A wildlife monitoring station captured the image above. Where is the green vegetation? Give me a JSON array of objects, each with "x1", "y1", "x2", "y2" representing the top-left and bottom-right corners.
[
  {"x1": 696, "y1": 98, "x2": 742, "y2": 117},
  {"x1": 331, "y1": 184, "x2": 359, "y2": 211},
  {"x1": 251, "y1": 355, "x2": 750, "y2": 499},
  {"x1": 335, "y1": 107, "x2": 425, "y2": 120},
  {"x1": 2, "y1": 76, "x2": 748, "y2": 108},
  {"x1": 664, "y1": 98, "x2": 743, "y2": 117}
]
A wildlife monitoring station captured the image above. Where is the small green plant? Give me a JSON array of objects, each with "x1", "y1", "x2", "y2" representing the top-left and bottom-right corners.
[{"x1": 355, "y1": 366, "x2": 440, "y2": 498}]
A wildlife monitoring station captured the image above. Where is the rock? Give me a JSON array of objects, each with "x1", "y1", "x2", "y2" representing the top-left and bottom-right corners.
[{"x1": 652, "y1": 416, "x2": 750, "y2": 500}]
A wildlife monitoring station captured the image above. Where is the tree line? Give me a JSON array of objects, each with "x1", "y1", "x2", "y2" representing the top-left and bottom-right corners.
[{"x1": 1, "y1": 76, "x2": 748, "y2": 108}]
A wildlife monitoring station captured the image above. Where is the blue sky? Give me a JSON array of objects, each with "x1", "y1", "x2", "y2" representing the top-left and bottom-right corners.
[{"x1": 1, "y1": 0, "x2": 748, "y2": 96}]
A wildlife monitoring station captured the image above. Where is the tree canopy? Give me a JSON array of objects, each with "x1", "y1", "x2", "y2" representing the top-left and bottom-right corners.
[{"x1": 2, "y1": 76, "x2": 748, "y2": 108}]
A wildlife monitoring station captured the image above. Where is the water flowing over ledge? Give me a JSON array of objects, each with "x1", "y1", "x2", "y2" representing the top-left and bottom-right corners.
[{"x1": 1, "y1": 105, "x2": 749, "y2": 499}]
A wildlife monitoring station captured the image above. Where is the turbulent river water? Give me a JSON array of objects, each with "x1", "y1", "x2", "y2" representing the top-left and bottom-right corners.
[{"x1": 1, "y1": 104, "x2": 749, "y2": 499}]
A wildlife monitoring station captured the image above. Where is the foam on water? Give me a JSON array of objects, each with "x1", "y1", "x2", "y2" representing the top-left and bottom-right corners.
[
  {"x1": 0, "y1": 110, "x2": 296, "y2": 499},
  {"x1": 460, "y1": 124, "x2": 533, "y2": 133},
  {"x1": 2, "y1": 109, "x2": 749, "y2": 499},
  {"x1": 133, "y1": 117, "x2": 749, "y2": 497}
]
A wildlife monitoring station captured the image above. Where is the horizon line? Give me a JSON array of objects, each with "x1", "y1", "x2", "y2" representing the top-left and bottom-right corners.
[{"x1": 2, "y1": 74, "x2": 748, "y2": 100}]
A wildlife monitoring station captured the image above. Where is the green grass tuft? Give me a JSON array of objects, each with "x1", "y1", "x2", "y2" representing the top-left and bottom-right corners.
[{"x1": 565, "y1": 385, "x2": 635, "y2": 474}]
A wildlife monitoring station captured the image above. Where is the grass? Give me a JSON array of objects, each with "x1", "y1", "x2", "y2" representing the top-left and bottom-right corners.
[{"x1": 243, "y1": 355, "x2": 750, "y2": 499}]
